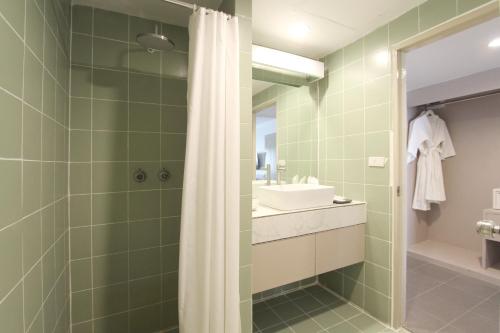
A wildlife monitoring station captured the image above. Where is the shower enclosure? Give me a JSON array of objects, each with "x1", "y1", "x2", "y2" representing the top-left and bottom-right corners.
[
  {"x1": 0, "y1": 0, "x2": 253, "y2": 331},
  {"x1": 69, "y1": 6, "x2": 188, "y2": 332}
]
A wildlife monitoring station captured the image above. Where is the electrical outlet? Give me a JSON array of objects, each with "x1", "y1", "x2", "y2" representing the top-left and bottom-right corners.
[{"x1": 368, "y1": 156, "x2": 387, "y2": 167}]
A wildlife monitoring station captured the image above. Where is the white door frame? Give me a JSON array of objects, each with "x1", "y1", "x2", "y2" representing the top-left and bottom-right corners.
[{"x1": 390, "y1": 1, "x2": 500, "y2": 328}]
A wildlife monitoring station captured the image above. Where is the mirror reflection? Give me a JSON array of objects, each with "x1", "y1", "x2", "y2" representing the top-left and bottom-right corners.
[
  {"x1": 254, "y1": 104, "x2": 277, "y2": 180},
  {"x1": 252, "y1": 80, "x2": 319, "y2": 185}
]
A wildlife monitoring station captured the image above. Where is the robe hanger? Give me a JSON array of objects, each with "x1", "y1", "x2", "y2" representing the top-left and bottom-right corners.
[{"x1": 420, "y1": 105, "x2": 436, "y2": 117}]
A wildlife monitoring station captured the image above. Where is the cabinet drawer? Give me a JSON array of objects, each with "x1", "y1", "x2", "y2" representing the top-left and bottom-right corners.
[
  {"x1": 316, "y1": 224, "x2": 365, "y2": 275},
  {"x1": 252, "y1": 234, "x2": 315, "y2": 293}
]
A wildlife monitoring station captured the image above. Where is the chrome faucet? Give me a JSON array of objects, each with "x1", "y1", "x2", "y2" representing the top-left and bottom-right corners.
[{"x1": 276, "y1": 160, "x2": 286, "y2": 185}]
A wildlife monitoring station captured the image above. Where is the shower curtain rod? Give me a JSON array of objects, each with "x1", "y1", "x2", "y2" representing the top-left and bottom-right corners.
[
  {"x1": 161, "y1": 0, "x2": 196, "y2": 10},
  {"x1": 421, "y1": 88, "x2": 500, "y2": 109}
]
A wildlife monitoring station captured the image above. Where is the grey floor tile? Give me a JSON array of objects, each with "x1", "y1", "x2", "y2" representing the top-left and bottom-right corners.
[
  {"x1": 446, "y1": 275, "x2": 500, "y2": 300},
  {"x1": 349, "y1": 313, "x2": 387, "y2": 333},
  {"x1": 254, "y1": 284, "x2": 392, "y2": 333},
  {"x1": 308, "y1": 307, "x2": 344, "y2": 329},
  {"x1": 409, "y1": 284, "x2": 482, "y2": 323},
  {"x1": 271, "y1": 301, "x2": 304, "y2": 321},
  {"x1": 331, "y1": 302, "x2": 362, "y2": 320},
  {"x1": 286, "y1": 315, "x2": 324, "y2": 333},
  {"x1": 407, "y1": 256, "x2": 427, "y2": 272},
  {"x1": 406, "y1": 260, "x2": 500, "y2": 333},
  {"x1": 471, "y1": 292, "x2": 500, "y2": 322},
  {"x1": 293, "y1": 295, "x2": 324, "y2": 313},
  {"x1": 254, "y1": 301, "x2": 271, "y2": 313},
  {"x1": 406, "y1": 284, "x2": 422, "y2": 301},
  {"x1": 261, "y1": 322, "x2": 294, "y2": 333},
  {"x1": 266, "y1": 295, "x2": 291, "y2": 307},
  {"x1": 407, "y1": 270, "x2": 442, "y2": 300},
  {"x1": 254, "y1": 310, "x2": 284, "y2": 330},
  {"x1": 306, "y1": 286, "x2": 342, "y2": 305},
  {"x1": 285, "y1": 289, "x2": 309, "y2": 300},
  {"x1": 437, "y1": 324, "x2": 462, "y2": 333},
  {"x1": 415, "y1": 264, "x2": 458, "y2": 283},
  {"x1": 405, "y1": 305, "x2": 447, "y2": 333},
  {"x1": 442, "y1": 312, "x2": 499, "y2": 333},
  {"x1": 327, "y1": 321, "x2": 361, "y2": 333}
]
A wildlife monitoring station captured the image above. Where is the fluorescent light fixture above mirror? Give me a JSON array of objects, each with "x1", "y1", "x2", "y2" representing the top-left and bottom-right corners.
[{"x1": 252, "y1": 45, "x2": 325, "y2": 86}]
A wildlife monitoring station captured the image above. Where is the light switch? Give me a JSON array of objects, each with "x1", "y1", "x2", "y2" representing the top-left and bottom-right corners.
[{"x1": 368, "y1": 156, "x2": 387, "y2": 167}]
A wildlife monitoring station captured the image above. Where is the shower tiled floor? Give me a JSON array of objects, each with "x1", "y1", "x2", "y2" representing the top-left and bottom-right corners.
[
  {"x1": 405, "y1": 256, "x2": 500, "y2": 333},
  {"x1": 252, "y1": 285, "x2": 395, "y2": 333}
]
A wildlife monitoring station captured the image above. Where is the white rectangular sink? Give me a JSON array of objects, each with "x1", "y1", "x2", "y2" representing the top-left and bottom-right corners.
[{"x1": 258, "y1": 184, "x2": 335, "y2": 211}]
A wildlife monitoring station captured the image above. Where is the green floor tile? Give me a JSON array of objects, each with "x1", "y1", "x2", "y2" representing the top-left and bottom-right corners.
[
  {"x1": 293, "y1": 295, "x2": 324, "y2": 313},
  {"x1": 328, "y1": 321, "x2": 360, "y2": 333},
  {"x1": 254, "y1": 310, "x2": 284, "y2": 330},
  {"x1": 349, "y1": 313, "x2": 387, "y2": 333},
  {"x1": 331, "y1": 302, "x2": 361, "y2": 320},
  {"x1": 286, "y1": 315, "x2": 323, "y2": 333},
  {"x1": 271, "y1": 301, "x2": 304, "y2": 321},
  {"x1": 309, "y1": 307, "x2": 344, "y2": 329}
]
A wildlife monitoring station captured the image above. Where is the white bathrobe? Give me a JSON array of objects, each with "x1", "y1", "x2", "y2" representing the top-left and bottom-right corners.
[{"x1": 407, "y1": 113, "x2": 456, "y2": 211}]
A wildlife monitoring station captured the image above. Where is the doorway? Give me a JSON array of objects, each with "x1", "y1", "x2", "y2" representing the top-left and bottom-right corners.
[{"x1": 392, "y1": 2, "x2": 500, "y2": 332}]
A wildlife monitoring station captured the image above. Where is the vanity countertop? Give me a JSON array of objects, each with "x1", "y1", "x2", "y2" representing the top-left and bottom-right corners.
[
  {"x1": 252, "y1": 200, "x2": 365, "y2": 219},
  {"x1": 252, "y1": 201, "x2": 367, "y2": 244}
]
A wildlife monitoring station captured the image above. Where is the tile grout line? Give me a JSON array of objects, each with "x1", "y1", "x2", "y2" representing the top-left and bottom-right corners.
[
  {"x1": 126, "y1": 14, "x2": 131, "y2": 333},
  {"x1": 405, "y1": 262, "x2": 500, "y2": 332},
  {"x1": 159, "y1": 21, "x2": 164, "y2": 324},
  {"x1": 68, "y1": 2, "x2": 75, "y2": 332},
  {"x1": 21, "y1": 0, "x2": 28, "y2": 330},
  {"x1": 89, "y1": 7, "x2": 95, "y2": 333},
  {"x1": 436, "y1": 290, "x2": 499, "y2": 333}
]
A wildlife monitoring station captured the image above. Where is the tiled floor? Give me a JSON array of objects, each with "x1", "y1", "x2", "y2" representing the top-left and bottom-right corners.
[
  {"x1": 252, "y1": 285, "x2": 395, "y2": 333},
  {"x1": 405, "y1": 255, "x2": 500, "y2": 333}
]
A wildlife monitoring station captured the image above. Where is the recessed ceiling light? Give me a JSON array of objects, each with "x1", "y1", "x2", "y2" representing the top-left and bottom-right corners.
[
  {"x1": 488, "y1": 37, "x2": 500, "y2": 48},
  {"x1": 288, "y1": 22, "x2": 310, "y2": 39}
]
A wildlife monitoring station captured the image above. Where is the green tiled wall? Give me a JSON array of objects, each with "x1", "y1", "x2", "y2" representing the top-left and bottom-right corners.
[
  {"x1": 0, "y1": 0, "x2": 71, "y2": 332},
  {"x1": 252, "y1": 84, "x2": 319, "y2": 182},
  {"x1": 69, "y1": 6, "x2": 187, "y2": 332},
  {"x1": 252, "y1": 277, "x2": 317, "y2": 303},
  {"x1": 237, "y1": 4, "x2": 253, "y2": 333},
  {"x1": 318, "y1": 0, "x2": 494, "y2": 324},
  {"x1": 218, "y1": 0, "x2": 253, "y2": 331}
]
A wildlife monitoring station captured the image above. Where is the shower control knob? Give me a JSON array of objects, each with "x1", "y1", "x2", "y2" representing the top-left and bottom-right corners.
[
  {"x1": 133, "y1": 169, "x2": 147, "y2": 183},
  {"x1": 158, "y1": 168, "x2": 170, "y2": 182}
]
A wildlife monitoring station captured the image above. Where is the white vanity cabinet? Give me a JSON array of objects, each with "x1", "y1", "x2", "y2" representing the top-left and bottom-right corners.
[
  {"x1": 315, "y1": 224, "x2": 365, "y2": 274},
  {"x1": 251, "y1": 202, "x2": 366, "y2": 294},
  {"x1": 253, "y1": 234, "x2": 316, "y2": 293}
]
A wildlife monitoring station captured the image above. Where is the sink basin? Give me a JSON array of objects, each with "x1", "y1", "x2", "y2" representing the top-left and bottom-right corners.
[{"x1": 258, "y1": 184, "x2": 336, "y2": 211}]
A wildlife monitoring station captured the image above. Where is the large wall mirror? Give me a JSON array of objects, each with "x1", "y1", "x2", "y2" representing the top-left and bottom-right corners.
[{"x1": 252, "y1": 79, "x2": 319, "y2": 185}]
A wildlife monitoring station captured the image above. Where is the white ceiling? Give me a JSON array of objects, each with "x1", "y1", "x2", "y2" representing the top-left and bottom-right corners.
[
  {"x1": 406, "y1": 17, "x2": 500, "y2": 91},
  {"x1": 73, "y1": 0, "x2": 222, "y2": 27},
  {"x1": 252, "y1": 0, "x2": 426, "y2": 59}
]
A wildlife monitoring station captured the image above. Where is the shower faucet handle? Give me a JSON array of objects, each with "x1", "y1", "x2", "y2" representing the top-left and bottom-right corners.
[
  {"x1": 158, "y1": 168, "x2": 171, "y2": 182},
  {"x1": 133, "y1": 169, "x2": 147, "y2": 183}
]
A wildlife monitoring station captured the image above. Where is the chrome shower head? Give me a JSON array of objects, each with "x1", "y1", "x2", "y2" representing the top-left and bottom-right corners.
[{"x1": 136, "y1": 32, "x2": 175, "y2": 53}]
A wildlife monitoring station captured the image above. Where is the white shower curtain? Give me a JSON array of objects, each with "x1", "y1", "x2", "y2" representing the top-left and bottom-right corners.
[{"x1": 178, "y1": 7, "x2": 240, "y2": 333}]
